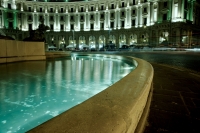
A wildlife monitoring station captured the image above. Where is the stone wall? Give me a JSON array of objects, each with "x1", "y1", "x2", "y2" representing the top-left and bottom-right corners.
[{"x1": 0, "y1": 39, "x2": 46, "y2": 63}]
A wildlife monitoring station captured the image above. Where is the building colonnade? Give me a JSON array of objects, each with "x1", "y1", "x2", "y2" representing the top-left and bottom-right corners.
[{"x1": 0, "y1": 0, "x2": 199, "y2": 49}]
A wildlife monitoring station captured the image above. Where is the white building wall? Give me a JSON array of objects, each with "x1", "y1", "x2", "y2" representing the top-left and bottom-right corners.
[{"x1": 0, "y1": 0, "x2": 199, "y2": 47}]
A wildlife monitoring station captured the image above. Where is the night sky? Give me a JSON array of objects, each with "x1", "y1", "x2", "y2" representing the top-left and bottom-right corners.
[{"x1": 47, "y1": 0, "x2": 88, "y2": 2}]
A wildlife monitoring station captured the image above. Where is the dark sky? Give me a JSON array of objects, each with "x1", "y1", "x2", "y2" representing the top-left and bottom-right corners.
[{"x1": 48, "y1": 0, "x2": 86, "y2": 2}]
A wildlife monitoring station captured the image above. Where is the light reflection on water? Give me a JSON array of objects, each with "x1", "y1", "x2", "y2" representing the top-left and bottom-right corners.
[{"x1": 0, "y1": 56, "x2": 135, "y2": 133}]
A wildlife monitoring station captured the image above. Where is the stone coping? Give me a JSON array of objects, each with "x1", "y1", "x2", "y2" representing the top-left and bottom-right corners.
[
  {"x1": 45, "y1": 51, "x2": 71, "y2": 58},
  {"x1": 28, "y1": 54, "x2": 154, "y2": 133}
]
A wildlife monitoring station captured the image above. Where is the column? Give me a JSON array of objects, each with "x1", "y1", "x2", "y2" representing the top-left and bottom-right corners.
[
  {"x1": 85, "y1": 13, "x2": 89, "y2": 31},
  {"x1": 189, "y1": 1, "x2": 194, "y2": 21},
  {"x1": 177, "y1": 0, "x2": 183, "y2": 19},
  {"x1": 135, "y1": 6, "x2": 138, "y2": 27},
  {"x1": 77, "y1": 14, "x2": 80, "y2": 31},
  {"x1": 44, "y1": 14, "x2": 49, "y2": 26},
  {"x1": 3, "y1": 11, "x2": 7, "y2": 28},
  {"x1": 11, "y1": 0, "x2": 16, "y2": 9},
  {"x1": 33, "y1": 13, "x2": 37, "y2": 30},
  {"x1": 139, "y1": 5, "x2": 142, "y2": 27},
  {"x1": 115, "y1": 10, "x2": 118, "y2": 29},
  {"x1": 95, "y1": 12, "x2": 99, "y2": 30},
  {"x1": 13, "y1": 12, "x2": 17, "y2": 29},
  {"x1": 20, "y1": 2, "x2": 23, "y2": 11},
  {"x1": 154, "y1": 2, "x2": 158, "y2": 23},
  {"x1": 148, "y1": 3, "x2": 151, "y2": 26},
  {"x1": 66, "y1": 14, "x2": 69, "y2": 31},
  {"x1": 127, "y1": 7, "x2": 131, "y2": 28},
  {"x1": 1, "y1": 10, "x2": 5, "y2": 28},
  {"x1": 117, "y1": 10, "x2": 120, "y2": 29},
  {"x1": 25, "y1": 13, "x2": 28, "y2": 30},
  {"x1": 105, "y1": 12, "x2": 109, "y2": 28}
]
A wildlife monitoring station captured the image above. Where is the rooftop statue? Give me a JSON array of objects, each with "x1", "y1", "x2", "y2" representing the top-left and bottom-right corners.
[{"x1": 23, "y1": 17, "x2": 50, "y2": 42}]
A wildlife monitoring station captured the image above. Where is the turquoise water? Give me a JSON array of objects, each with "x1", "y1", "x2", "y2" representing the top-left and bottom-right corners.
[{"x1": 0, "y1": 55, "x2": 135, "y2": 133}]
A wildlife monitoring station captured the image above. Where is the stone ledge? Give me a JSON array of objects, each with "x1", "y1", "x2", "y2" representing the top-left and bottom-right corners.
[
  {"x1": 0, "y1": 39, "x2": 46, "y2": 63},
  {"x1": 45, "y1": 51, "x2": 71, "y2": 58},
  {"x1": 28, "y1": 54, "x2": 154, "y2": 133}
]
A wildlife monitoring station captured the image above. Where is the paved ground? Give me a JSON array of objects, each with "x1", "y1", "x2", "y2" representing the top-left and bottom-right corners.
[{"x1": 144, "y1": 63, "x2": 200, "y2": 133}]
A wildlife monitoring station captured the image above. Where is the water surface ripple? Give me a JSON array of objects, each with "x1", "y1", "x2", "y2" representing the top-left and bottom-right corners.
[{"x1": 0, "y1": 56, "x2": 135, "y2": 133}]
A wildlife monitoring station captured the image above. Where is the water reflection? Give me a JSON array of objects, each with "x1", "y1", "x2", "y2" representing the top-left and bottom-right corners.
[{"x1": 0, "y1": 56, "x2": 135, "y2": 133}]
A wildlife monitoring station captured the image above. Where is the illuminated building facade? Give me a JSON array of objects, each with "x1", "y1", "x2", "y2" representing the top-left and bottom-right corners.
[{"x1": 0, "y1": 0, "x2": 200, "y2": 50}]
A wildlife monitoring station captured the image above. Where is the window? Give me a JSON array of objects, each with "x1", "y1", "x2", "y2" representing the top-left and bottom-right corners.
[
  {"x1": 111, "y1": 22, "x2": 114, "y2": 28},
  {"x1": 132, "y1": 9, "x2": 135, "y2": 15},
  {"x1": 29, "y1": 24, "x2": 32, "y2": 30},
  {"x1": 8, "y1": 3, "x2": 11, "y2": 9},
  {"x1": 18, "y1": 13, "x2": 21, "y2": 18},
  {"x1": 8, "y1": 12, "x2": 12, "y2": 18},
  {"x1": 133, "y1": 0, "x2": 135, "y2": 5},
  {"x1": 132, "y1": 19, "x2": 135, "y2": 26},
  {"x1": 143, "y1": 7, "x2": 147, "y2": 13},
  {"x1": 28, "y1": 15, "x2": 32, "y2": 20},
  {"x1": 111, "y1": 13, "x2": 114, "y2": 18},
  {"x1": 184, "y1": 11, "x2": 187, "y2": 19},
  {"x1": 71, "y1": 16, "x2": 74, "y2": 21},
  {"x1": 71, "y1": 24, "x2": 74, "y2": 30},
  {"x1": 61, "y1": 8, "x2": 63, "y2": 13},
  {"x1": 101, "y1": 5, "x2": 104, "y2": 10},
  {"x1": 164, "y1": 2, "x2": 167, "y2": 8},
  {"x1": 122, "y1": 2, "x2": 125, "y2": 7},
  {"x1": 143, "y1": 18, "x2": 147, "y2": 25},
  {"x1": 60, "y1": 16, "x2": 64, "y2": 21},
  {"x1": 28, "y1": 7, "x2": 31, "y2": 12},
  {"x1": 121, "y1": 11, "x2": 125, "y2": 17},
  {"x1": 39, "y1": 16, "x2": 43, "y2": 21},
  {"x1": 121, "y1": 21, "x2": 124, "y2": 27},
  {"x1": 50, "y1": 24, "x2": 53, "y2": 30},
  {"x1": 71, "y1": 8, "x2": 73, "y2": 12},
  {"x1": 60, "y1": 24, "x2": 64, "y2": 30},
  {"x1": 91, "y1": 24, "x2": 94, "y2": 30},
  {"x1": 50, "y1": 16, "x2": 54, "y2": 21},
  {"x1": 111, "y1": 4, "x2": 114, "y2": 9},
  {"x1": 40, "y1": 8, "x2": 42, "y2": 12},
  {"x1": 91, "y1": 6, "x2": 94, "y2": 11},
  {"x1": 184, "y1": 0, "x2": 188, "y2": 9},
  {"x1": 9, "y1": 22, "x2": 13, "y2": 29},
  {"x1": 91, "y1": 14, "x2": 94, "y2": 20},
  {"x1": 50, "y1": 8, "x2": 53, "y2": 13},
  {"x1": 163, "y1": 14, "x2": 167, "y2": 20},
  {"x1": 81, "y1": 7, "x2": 84, "y2": 12},
  {"x1": 80, "y1": 15, "x2": 84, "y2": 20},
  {"x1": 101, "y1": 23, "x2": 104, "y2": 29},
  {"x1": 101, "y1": 14, "x2": 104, "y2": 19},
  {"x1": 81, "y1": 24, "x2": 84, "y2": 30}
]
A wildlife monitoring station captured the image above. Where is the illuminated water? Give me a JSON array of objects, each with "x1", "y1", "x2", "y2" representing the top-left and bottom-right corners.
[{"x1": 0, "y1": 55, "x2": 135, "y2": 133}]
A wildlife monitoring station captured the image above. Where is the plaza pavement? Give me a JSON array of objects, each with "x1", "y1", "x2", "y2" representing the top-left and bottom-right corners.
[
  {"x1": 46, "y1": 51, "x2": 200, "y2": 132},
  {"x1": 144, "y1": 62, "x2": 200, "y2": 133}
]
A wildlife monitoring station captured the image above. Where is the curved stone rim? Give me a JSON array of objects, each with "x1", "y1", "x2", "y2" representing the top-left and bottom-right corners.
[{"x1": 28, "y1": 54, "x2": 154, "y2": 133}]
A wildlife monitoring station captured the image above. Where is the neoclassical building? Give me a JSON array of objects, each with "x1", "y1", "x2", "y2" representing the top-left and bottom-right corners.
[{"x1": 0, "y1": 0, "x2": 200, "y2": 50}]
